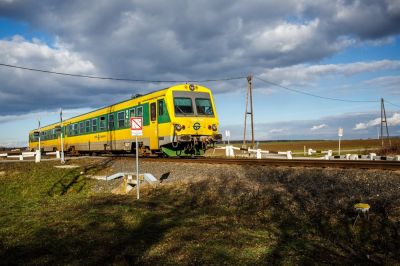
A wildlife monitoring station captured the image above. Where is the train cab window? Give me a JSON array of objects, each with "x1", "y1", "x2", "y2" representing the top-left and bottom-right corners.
[
  {"x1": 174, "y1": 97, "x2": 193, "y2": 115},
  {"x1": 150, "y1": 102, "x2": 156, "y2": 122},
  {"x1": 117, "y1": 112, "x2": 125, "y2": 128},
  {"x1": 99, "y1": 116, "x2": 106, "y2": 131},
  {"x1": 68, "y1": 125, "x2": 72, "y2": 136},
  {"x1": 195, "y1": 98, "x2": 214, "y2": 115},
  {"x1": 92, "y1": 118, "x2": 98, "y2": 132},
  {"x1": 108, "y1": 114, "x2": 115, "y2": 129},
  {"x1": 85, "y1": 120, "x2": 91, "y2": 133},
  {"x1": 158, "y1": 100, "x2": 164, "y2": 116},
  {"x1": 79, "y1": 122, "x2": 84, "y2": 134},
  {"x1": 129, "y1": 108, "x2": 135, "y2": 117},
  {"x1": 136, "y1": 106, "x2": 143, "y2": 117}
]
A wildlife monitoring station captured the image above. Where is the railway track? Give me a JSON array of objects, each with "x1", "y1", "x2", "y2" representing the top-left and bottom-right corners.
[
  {"x1": 1, "y1": 153, "x2": 399, "y2": 170},
  {"x1": 136, "y1": 157, "x2": 400, "y2": 170}
]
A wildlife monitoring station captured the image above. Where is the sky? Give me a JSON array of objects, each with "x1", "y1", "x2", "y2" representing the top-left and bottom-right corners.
[{"x1": 0, "y1": 0, "x2": 400, "y2": 147}]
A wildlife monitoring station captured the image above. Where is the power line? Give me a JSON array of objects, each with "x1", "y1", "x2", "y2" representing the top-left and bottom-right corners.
[
  {"x1": 255, "y1": 76, "x2": 379, "y2": 103},
  {"x1": 0, "y1": 62, "x2": 246, "y2": 83}
]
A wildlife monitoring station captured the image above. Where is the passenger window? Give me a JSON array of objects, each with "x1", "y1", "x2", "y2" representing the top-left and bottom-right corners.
[
  {"x1": 118, "y1": 112, "x2": 125, "y2": 128},
  {"x1": 130, "y1": 108, "x2": 135, "y2": 117},
  {"x1": 92, "y1": 119, "x2": 98, "y2": 132},
  {"x1": 73, "y1": 124, "x2": 78, "y2": 135},
  {"x1": 151, "y1": 102, "x2": 156, "y2": 122},
  {"x1": 85, "y1": 120, "x2": 91, "y2": 133},
  {"x1": 79, "y1": 122, "x2": 84, "y2": 134},
  {"x1": 136, "y1": 106, "x2": 143, "y2": 117},
  {"x1": 108, "y1": 114, "x2": 114, "y2": 129},
  {"x1": 99, "y1": 116, "x2": 106, "y2": 130}
]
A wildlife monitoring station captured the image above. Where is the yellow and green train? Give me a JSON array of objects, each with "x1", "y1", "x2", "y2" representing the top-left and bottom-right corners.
[{"x1": 29, "y1": 84, "x2": 222, "y2": 156}]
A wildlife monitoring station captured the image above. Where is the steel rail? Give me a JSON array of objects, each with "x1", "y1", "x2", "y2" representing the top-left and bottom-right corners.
[{"x1": 137, "y1": 157, "x2": 400, "y2": 170}]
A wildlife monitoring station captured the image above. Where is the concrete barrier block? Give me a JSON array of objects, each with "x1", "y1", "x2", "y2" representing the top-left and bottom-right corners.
[
  {"x1": 307, "y1": 149, "x2": 316, "y2": 156},
  {"x1": 349, "y1": 154, "x2": 359, "y2": 160}
]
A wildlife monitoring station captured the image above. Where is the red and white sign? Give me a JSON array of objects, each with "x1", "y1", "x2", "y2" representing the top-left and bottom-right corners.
[
  {"x1": 130, "y1": 117, "x2": 143, "y2": 136},
  {"x1": 338, "y1": 127, "x2": 344, "y2": 137}
]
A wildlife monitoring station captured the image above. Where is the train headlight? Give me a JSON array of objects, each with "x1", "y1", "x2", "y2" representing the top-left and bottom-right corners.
[
  {"x1": 212, "y1": 124, "x2": 217, "y2": 131},
  {"x1": 175, "y1": 124, "x2": 182, "y2": 131}
]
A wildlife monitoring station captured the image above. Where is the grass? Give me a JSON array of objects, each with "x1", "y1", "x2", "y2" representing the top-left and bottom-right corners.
[{"x1": 1, "y1": 159, "x2": 400, "y2": 265}]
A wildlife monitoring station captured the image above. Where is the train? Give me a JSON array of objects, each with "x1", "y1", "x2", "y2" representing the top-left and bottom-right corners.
[{"x1": 28, "y1": 84, "x2": 222, "y2": 157}]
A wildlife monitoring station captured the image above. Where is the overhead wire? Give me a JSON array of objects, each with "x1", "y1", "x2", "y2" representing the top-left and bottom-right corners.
[
  {"x1": 255, "y1": 76, "x2": 380, "y2": 103},
  {"x1": 1, "y1": 62, "x2": 398, "y2": 106},
  {"x1": 385, "y1": 100, "x2": 400, "y2": 109},
  {"x1": 0, "y1": 62, "x2": 246, "y2": 83}
]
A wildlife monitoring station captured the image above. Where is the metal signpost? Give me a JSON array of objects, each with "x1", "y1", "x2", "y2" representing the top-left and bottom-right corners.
[
  {"x1": 338, "y1": 128, "x2": 343, "y2": 155},
  {"x1": 130, "y1": 117, "x2": 143, "y2": 200},
  {"x1": 37, "y1": 119, "x2": 41, "y2": 163},
  {"x1": 38, "y1": 119, "x2": 41, "y2": 154},
  {"x1": 60, "y1": 109, "x2": 65, "y2": 164}
]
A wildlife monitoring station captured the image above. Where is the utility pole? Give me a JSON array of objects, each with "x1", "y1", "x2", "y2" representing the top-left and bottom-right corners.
[
  {"x1": 380, "y1": 98, "x2": 391, "y2": 148},
  {"x1": 243, "y1": 74, "x2": 255, "y2": 148}
]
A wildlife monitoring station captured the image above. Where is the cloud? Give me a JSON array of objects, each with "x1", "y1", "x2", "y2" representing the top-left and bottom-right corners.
[
  {"x1": 310, "y1": 124, "x2": 327, "y2": 131},
  {"x1": 364, "y1": 76, "x2": 400, "y2": 94},
  {"x1": 269, "y1": 128, "x2": 286, "y2": 134},
  {"x1": 259, "y1": 60, "x2": 400, "y2": 87},
  {"x1": 221, "y1": 111, "x2": 400, "y2": 140},
  {"x1": 353, "y1": 112, "x2": 400, "y2": 130},
  {"x1": 0, "y1": 108, "x2": 92, "y2": 124},
  {"x1": 0, "y1": 139, "x2": 27, "y2": 148},
  {"x1": 0, "y1": 0, "x2": 399, "y2": 117}
]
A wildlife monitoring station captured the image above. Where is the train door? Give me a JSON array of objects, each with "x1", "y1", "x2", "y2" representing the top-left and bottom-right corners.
[
  {"x1": 107, "y1": 106, "x2": 116, "y2": 151},
  {"x1": 157, "y1": 98, "x2": 170, "y2": 147},
  {"x1": 149, "y1": 101, "x2": 159, "y2": 150}
]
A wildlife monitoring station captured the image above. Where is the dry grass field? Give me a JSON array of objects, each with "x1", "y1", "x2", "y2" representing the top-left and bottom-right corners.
[{"x1": 1, "y1": 158, "x2": 399, "y2": 265}]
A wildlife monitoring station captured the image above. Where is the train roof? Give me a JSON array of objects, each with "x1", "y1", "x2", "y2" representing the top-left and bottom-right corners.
[{"x1": 29, "y1": 84, "x2": 210, "y2": 132}]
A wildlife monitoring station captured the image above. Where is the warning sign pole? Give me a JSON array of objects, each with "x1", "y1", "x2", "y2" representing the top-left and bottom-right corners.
[
  {"x1": 130, "y1": 117, "x2": 143, "y2": 200},
  {"x1": 135, "y1": 135, "x2": 139, "y2": 199}
]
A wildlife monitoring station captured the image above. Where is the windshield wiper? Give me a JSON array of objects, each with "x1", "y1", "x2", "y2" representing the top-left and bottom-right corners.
[{"x1": 176, "y1": 105, "x2": 186, "y2": 114}]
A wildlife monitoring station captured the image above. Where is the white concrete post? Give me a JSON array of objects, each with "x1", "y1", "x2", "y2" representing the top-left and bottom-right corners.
[
  {"x1": 256, "y1": 149, "x2": 261, "y2": 159},
  {"x1": 35, "y1": 150, "x2": 41, "y2": 163},
  {"x1": 225, "y1": 145, "x2": 235, "y2": 157}
]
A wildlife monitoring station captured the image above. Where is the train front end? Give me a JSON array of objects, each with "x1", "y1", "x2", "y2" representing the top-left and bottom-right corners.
[{"x1": 162, "y1": 84, "x2": 222, "y2": 156}]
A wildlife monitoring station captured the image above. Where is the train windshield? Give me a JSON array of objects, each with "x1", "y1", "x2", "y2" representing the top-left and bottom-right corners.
[
  {"x1": 173, "y1": 91, "x2": 215, "y2": 117},
  {"x1": 195, "y1": 98, "x2": 214, "y2": 115},
  {"x1": 174, "y1": 97, "x2": 194, "y2": 114}
]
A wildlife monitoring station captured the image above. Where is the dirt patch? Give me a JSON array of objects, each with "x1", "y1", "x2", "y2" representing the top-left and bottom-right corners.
[{"x1": 54, "y1": 164, "x2": 81, "y2": 169}]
